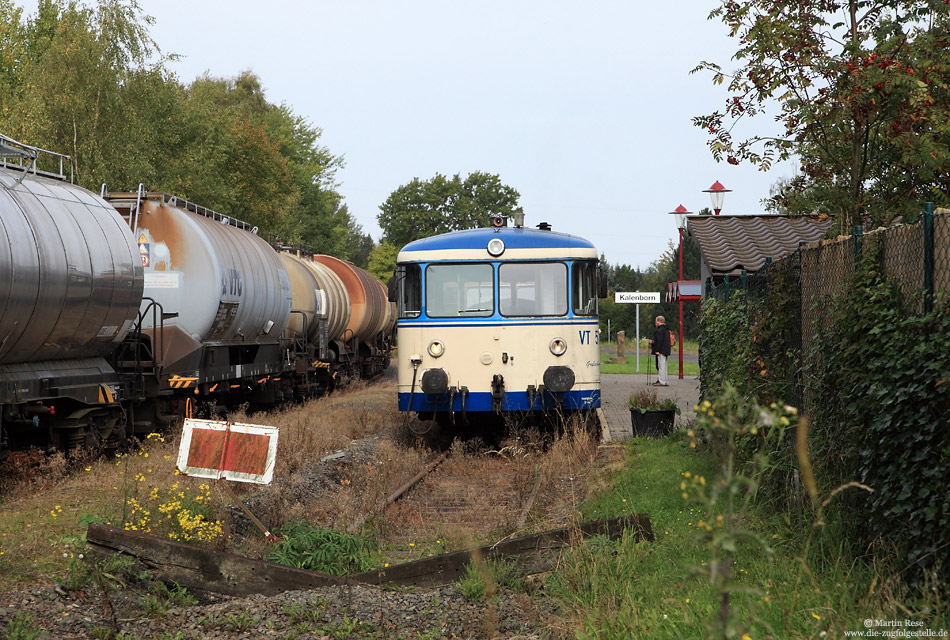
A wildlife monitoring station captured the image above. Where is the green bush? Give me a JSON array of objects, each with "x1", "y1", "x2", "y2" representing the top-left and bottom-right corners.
[
  {"x1": 457, "y1": 556, "x2": 526, "y2": 602},
  {"x1": 266, "y1": 520, "x2": 377, "y2": 575},
  {"x1": 807, "y1": 250, "x2": 950, "y2": 582},
  {"x1": 701, "y1": 239, "x2": 950, "y2": 586}
]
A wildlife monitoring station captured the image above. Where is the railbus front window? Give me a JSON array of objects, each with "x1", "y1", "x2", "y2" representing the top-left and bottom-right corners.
[
  {"x1": 396, "y1": 264, "x2": 421, "y2": 319},
  {"x1": 572, "y1": 260, "x2": 598, "y2": 316},
  {"x1": 425, "y1": 263, "x2": 494, "y2": 317},
  {"x1": 499, "y1": 262, "x2": 567, "y2": 317}
]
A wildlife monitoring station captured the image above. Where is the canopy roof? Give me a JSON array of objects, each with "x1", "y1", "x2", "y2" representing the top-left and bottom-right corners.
[{"x1": 687, "y1": 214, "x2": 834, "y2": 276}]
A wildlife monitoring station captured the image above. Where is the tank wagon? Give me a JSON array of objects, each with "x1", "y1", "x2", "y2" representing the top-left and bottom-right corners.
[
  {"x1": 0, "y1": 138, "x2": 143, "y2": 450},
  {"x1": 391, "y1": 214, "x2": 607, "y2": 430},
  {"x1": 0, "y1": 135, "x2": 393, "y2": 460}
]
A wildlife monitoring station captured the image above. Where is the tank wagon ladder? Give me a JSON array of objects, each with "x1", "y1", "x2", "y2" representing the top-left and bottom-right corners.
[
  {"x1": 103, "y1": 183, "x2": 146, "y2": 230},
  {"x1": 113, "y1": 298, "x2": 170, "y2": 396}
]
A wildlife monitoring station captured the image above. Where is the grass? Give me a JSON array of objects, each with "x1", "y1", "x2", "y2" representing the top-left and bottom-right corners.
[
  {"x1": 547, "y1": 430, "x2": 949, "y2": 638},
  {"x1": 0, "y1": 378, "x2": 404, "y2": 590},
  {"x1": 3, "y1": 374, "x2": 945, "y2": 639},
  {"x1": 601, "y1": 340, "x2": 701, "y2": 376}
]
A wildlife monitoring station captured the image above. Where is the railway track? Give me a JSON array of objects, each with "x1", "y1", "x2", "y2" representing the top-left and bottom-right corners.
[{"x1": 1, "y1": 374, "x2": 632, "y2": 639}]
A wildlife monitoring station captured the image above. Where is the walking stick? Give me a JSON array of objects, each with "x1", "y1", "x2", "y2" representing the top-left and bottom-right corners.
[{"x1": 646, "y1": 340, "x2": 651, "y2": 385}]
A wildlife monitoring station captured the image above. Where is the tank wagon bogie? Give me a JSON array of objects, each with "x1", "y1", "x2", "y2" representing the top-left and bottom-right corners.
[
  {"x1": 393, "y1": 217, "x2": 607, "y2": 429},
  {"x1": 0, "y1": 134, "x2": 393, "y2": 462}
]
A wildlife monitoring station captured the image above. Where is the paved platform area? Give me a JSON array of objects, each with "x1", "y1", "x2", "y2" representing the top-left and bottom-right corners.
[{"x1": 600, "y1": 371, "x2": 701, "y2": 441}]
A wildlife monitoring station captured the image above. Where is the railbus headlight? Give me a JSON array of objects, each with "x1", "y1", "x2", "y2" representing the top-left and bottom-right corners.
[
  {"x1": 487, "y1": 238, "x2": 505, "y2": 257},
  {"x1": 427, "y1": 340, "x2": 445, "y2": 358},
  {"x1": 549, "y1": 338, "x2": 567, "y2": 356}
]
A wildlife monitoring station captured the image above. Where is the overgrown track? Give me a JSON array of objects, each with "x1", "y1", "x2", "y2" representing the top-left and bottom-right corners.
[{"x1": 0, "y1": 372, "x2": 619, "y2": 639}]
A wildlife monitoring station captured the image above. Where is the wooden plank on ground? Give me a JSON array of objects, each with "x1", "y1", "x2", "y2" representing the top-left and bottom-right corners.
[
  {"x1": 351, "y1": 513, "x2": 653, "y2": 587},
  {"x1": 86, "y1": 523, "x2": 345, "y2": 597},
  {"x1": 86, "y1": 513, "x2": 652, "y2": 596}
]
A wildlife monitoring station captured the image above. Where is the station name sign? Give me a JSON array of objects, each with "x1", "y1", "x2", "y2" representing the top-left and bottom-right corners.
[{"x1": 615, "y1": 291, "x2": 661, "y2": 304}]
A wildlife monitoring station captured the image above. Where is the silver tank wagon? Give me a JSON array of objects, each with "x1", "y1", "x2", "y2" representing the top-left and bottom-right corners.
[
  {"x1": 0, "y1": 168, "x2": 143, "y2": 364},
  {"x1": 107, "y1": 191, "x2": 293, "y2": 375}
]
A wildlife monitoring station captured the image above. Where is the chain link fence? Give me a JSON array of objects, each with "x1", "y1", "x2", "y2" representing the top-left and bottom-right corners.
[{"x1": 704, "y1": 206, "x2": 948, "y2": 410}]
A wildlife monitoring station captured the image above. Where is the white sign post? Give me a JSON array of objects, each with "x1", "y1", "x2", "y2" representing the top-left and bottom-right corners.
[{"x1": 614, "y1": 292, "x2": 661, "y2": 372}]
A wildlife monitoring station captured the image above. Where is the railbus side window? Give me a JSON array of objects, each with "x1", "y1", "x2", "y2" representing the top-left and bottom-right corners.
[
  {"x1": 396, "y1": 264, "x2": 422, "y2": 319},
  {"x1": 572, "y1": 260, "x2": 598, "y2": 316},
  {"x1": 425, "y1": 263, "x2": 494, "y2": 317},
  {"x1": 499, "y1": 262, "x2": 567, "y2": 317}
]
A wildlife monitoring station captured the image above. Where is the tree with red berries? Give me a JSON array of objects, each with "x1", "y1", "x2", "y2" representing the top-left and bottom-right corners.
[{"x1": 693, "y1": 0, "x2": 950, "y2": 231}]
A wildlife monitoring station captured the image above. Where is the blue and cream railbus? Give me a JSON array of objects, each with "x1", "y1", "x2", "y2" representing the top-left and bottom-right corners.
[{"x1": 391, "y1": 215, "x2": 607, "y2": 429}]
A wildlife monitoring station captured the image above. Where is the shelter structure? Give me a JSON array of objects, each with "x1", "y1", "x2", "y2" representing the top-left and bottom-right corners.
[
  {"x1": 686, "y1": 214, "x2": 835, "y2": 287},
  {"x1": 665, "y1": 280, "x2": 702, "y2": 304}
]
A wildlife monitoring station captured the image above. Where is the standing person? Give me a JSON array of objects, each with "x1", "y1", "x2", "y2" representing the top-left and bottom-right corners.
[{"x1": 646, "y1": 315, "x2": 671, "y2": 386}]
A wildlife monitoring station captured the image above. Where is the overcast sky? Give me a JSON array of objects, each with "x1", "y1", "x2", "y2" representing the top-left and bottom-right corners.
[{"x1": 15, "y1": 0, "x2": 795, "y2": 269}]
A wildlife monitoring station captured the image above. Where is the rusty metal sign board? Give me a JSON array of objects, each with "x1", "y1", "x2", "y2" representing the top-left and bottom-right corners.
[{"x1": 176, "y1": 418, "x2": 278, "y2": 484}]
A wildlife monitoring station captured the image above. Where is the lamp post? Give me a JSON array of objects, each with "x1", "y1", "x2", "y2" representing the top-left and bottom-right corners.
[
  {"x1": 668, "y1": 205, "x2": 690, "y2": 379},
  {"x1": 703, "y1": 181, "x2": 732, "y2": 215}
]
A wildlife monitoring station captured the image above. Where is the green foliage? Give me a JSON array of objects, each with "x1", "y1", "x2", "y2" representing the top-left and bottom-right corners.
[
  {"x1": 807, "y1": 246, "x2": 950, "y2": 582},
  {"x1": 699, "y1": 292, "x2": 755, "y2": 401},
  {"x1": 224, "y1": 611, "x2": 261, "y2": 632},
  {"x1": 367, "y1": 241, "x2": 399, "y2": 282},
  {"x1": 550, "y1": 429, "x2": 950, "y2": 638},
  {"x1": 687, "y1": 388, "x2": 796, "y2": 638},
  {"x1": 266, "y1": 520, "x2": 378, "y2": 575},
  {"x1": 628, "y1": 389, "x2": 680, "y2": 414},
  {"x1": 377, "y1": 171, "x2": 522, "y2": 249},
  {"x1": 694, "y1": 0, "x2": 950, "y2": 229},
  {"x1": 600, "y1": 234, "x2": 703, "y2": 343},
  {"x1": 321, "y1": 616, "x2": 376, "y2": 639},
  {"x1": 55, "y1": 532, "x2": 143, "y2": 593},
  {"x1": 137, "y1": 580, "x2": 196, "y2": 618},
  {"x1": 701, "y1": 229, "x2": 950, "y2": 586},
  {"x1": 0, "y1": 2, "x2": 358, "y2": 260},
  {"x1": 3, "y1": 611, "x2": 40, "y2": 640},
  {"x1": 456, "y1": 556, "x2": 526, "y2": 602},
  {"x1": 746, "y1": 260, "x2": 803, "y2": 409},
  {"x1": 283, "y1": 599, "x2": 327, "y2": 624}
]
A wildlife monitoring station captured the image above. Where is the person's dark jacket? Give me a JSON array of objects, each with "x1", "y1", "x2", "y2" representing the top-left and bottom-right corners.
[{"x1": 651, "y1": 324, "x2": 672, "y2": 357}]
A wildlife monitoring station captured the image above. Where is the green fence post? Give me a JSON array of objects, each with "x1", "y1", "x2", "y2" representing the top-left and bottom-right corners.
[
  {"x1": 854, "y1": 225, "x2": 864, "y2": 269},
  {"x1": 741, "y1": 269, "x2": 748, "y2": 296},
  {"x1": 705, "y1": 276, "x2": 712, "y2": 298},
  {"x1": 725, "y1": 274, "x2": 731, "y2": 302},
  {"x1": 923, "y1": 202, "x2": 934, "y2": 314}
]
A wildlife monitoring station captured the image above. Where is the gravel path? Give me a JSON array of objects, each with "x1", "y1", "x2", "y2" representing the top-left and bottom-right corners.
[{"x1": 0, "y1": 578, "x2": 560, "y2": 639}]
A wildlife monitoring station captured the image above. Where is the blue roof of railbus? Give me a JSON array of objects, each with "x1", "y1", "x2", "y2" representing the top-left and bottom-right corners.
[{"x1": 399, "y1": 225, "x2": 598, "y2": 253}]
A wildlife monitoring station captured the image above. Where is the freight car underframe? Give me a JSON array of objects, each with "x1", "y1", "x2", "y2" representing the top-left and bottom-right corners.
[
  {"x1": 0, "y1": 329, "x2": 392, "y2": 460},
  {"x1": 0, "y1": 358, "x2": 130, "y2": 456}
]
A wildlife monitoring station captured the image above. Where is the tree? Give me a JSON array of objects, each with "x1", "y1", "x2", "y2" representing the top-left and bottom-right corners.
[
  {"x1": 377, "y1": 171, "x2": 522, "y2": 249},
  {"x1": 347, "y1": 231, "x2": 375, "y2": 269},
  {"x1": 4, "y1": 0, "x2": 166, "y2": 181},
  {"x1": 599, "y1": 236, "x2": 703, "y2": 344},
  {"x1": 0, "y1": 0, "x2": 27, "y2": 115},
  {"x1": 367, "y1": 241, "x2": 399, "y2": 282},
  {"x1": 263, "y1": 101, "x2": 351, "y2": 256},
  {"x1": 2, "y1": 2, "x2": 355, "y2": 261},
  {"x1": 693, "y1": 0, "x2": 950, "y2": 231}
]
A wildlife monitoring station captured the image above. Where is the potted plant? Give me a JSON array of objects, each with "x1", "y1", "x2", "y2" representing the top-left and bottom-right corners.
[{"x1": 628, "y1": 389, "x2": 680, "y2": 437}]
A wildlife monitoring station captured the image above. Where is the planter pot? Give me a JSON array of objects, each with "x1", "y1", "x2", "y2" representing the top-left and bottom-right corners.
[{"x1": 630, "y1": 408, "x2": 676, "y2": 438}]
